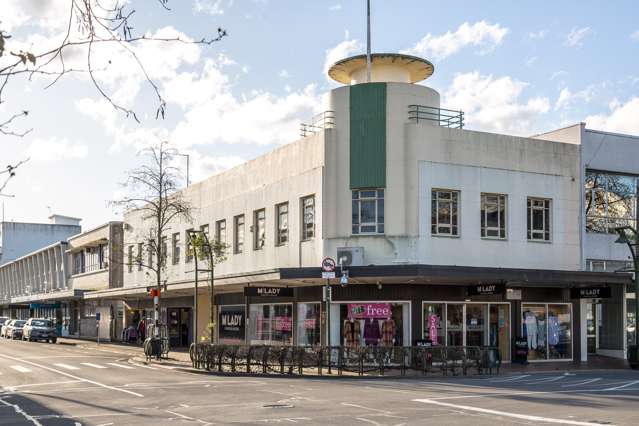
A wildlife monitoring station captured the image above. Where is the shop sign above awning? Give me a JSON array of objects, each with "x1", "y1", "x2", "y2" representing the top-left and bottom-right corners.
[
  {"x1": 570, "y1": 287, "x2": 612, "y2": 299},
  {"x1": 347, "y1": 303, "x2": 391, "y2": 319},
  {"x1": 244, "y1": 287, "x2": 294, "y2": 297},
  {"x1": 467, "y1": 283, "x2": 505, "y2": 296}
]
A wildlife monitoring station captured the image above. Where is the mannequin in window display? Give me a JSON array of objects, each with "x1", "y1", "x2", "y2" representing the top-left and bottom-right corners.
[
  {"x1": 523, "y1": 310, "x2": 538, "y2": 350},
  {"x1": 363, "y1": 318, "x2": 381, "y2": 346},
  {"x1": 343, "y1": 319, "x2": 361, "y2": 349},
  {"x1": 381, "y1": 317, "x2": 396, "y2": 347}
]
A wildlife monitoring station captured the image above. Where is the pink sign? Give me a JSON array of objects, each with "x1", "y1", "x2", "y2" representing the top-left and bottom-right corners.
[
  {"x1": 273, "y1": 316, "x2": 292, "y2": 332},
  {"x1": 428, "y1": 314, "x2": 439, "y2": 345},
  {"x1": 347, "y1": 303, "x2": 391, "y2": 319}
]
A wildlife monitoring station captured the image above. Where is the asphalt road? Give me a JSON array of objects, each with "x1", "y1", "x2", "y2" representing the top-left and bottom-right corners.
[{"x1": 1, "y1": 338, "x2": 639, "y2": 425}]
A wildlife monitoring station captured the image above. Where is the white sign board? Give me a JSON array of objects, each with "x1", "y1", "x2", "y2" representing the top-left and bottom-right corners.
[{"x1": 322, "y1": 271, "x2": 336, "y2": 279}]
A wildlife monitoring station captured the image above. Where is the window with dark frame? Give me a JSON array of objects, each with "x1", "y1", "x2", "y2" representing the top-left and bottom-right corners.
[
  {"x1": 216, "y1": 219, "x2": 226, "y2": 244},
  {"x1": 585, "y1": 171, "x2": 638, "y2": 233},
  {"x1": 234, "y1": 215, "x2": 245, "y2": 254},
  {"x1": 301, "y1": 195, "x2": 315, "y2": 240},
  {"x1": 160, "y1": 236, "x2": 168, "y2": 266},
  {"x1": 137, "y1": 243, "x2": 143, "y2": 271},
  {"x1": 352, "y1": 189, "x2": 384, "y2": 234},
  {"x1": 276, "y1": 203, "x2": 289, "y2": 246},
  {"x1": 481, "y1": 193, "x2": 507, "y2": 239},
  {"x1": 431, "y1": 189, "x2": 460, "y2": 236},
  {"x1": 172, "y1": 232, "x2": 181, "y2": 265},
  {"x1": 127, "y1": 245, "x2": 133, "y2": 273},
  {"x1": 185, "y1": 229, "x2": 194, "y2": 262},
  {"x1": 527, "y1": 197, "x2": 552, "y2": 241},
  {"x1": 254, "y1": 209, "x2": 266, "y2": 250}
]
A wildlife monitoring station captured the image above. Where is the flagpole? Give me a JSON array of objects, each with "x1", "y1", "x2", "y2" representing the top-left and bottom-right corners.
[{"x1": 366, "y1": 0, "x2": 371, "y2": 82}]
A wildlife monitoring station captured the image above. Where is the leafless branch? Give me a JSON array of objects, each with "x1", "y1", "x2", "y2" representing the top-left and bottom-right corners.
[{"x1": 0, "y1": 158, "x2": 29, "y2": 194}]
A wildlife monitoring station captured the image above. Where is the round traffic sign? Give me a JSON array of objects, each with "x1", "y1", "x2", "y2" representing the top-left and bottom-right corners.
[{"x1": 321, "y1": 257, "x2": 336, "y2": 272}]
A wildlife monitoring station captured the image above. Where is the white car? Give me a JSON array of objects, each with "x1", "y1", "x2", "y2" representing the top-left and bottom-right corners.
[{"x1": 0, "y1": 318, "x2": 10, "y2": 338}]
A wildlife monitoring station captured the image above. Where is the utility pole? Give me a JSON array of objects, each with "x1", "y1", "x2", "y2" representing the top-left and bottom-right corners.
[{"x1": 366, "y1": 0, "x2": 372, "y2": 83}]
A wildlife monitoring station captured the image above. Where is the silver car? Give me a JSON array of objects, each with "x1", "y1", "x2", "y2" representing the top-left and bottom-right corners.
[
  {"x1": 23, "y1": 318, "x2": 57, "y2": 343},
  {"x1": 6, "y1": 320, "x2": 26, "y2": 339}
]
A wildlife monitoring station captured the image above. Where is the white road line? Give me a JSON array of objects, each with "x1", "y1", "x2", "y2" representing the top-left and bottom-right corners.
[
  {"x1": 413, "y1": 398, "x2": 616, "y2": 426},
  {"x1": 0, "y1": 353, "x2": 143, "y2": 398},
  {"x1": 129, "y1": 362, "x2": 157, "y2": 370},
  {"x1": 491, "y1": 374, "x2": 530, "y2": 383},
  {"x1": 9, "y1": 381, "x2": 81, "y2": 389},
  {"x1": 525, "y1": 376, "x2": 566, "y2": 384},
  {"x1": 53, "y1": 363, "x2": 79, "y2": 371},
  {"x1": 10, "y1": 365, "x2": 32, "y2": 373},
  {"x1": 107, "y1": 363, "x2": 134, "y2": 369},
  {"x1": 561, "y1": 378, "x2": 602, "y2": 388},
  {"x1": 81, "y1": 363, "x2": 108, "y2": 369},
  {"x1": 604, "y1": 380, "x2": 639, "y2": 391}
]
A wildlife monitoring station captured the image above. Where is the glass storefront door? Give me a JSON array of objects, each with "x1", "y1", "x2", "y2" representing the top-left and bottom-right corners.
[
  {"x1": 489, "y1": 304, "x2": 510, "y2": 361},
  {"x1": 586, "y1": 302, "x2": 596, "y2": 354},
  {"x1": 446, "y1": 304, "x2": 464, "y2": 346},
  {"x1": 466, "y1": 304, "x2": 487, "y2": 347}
]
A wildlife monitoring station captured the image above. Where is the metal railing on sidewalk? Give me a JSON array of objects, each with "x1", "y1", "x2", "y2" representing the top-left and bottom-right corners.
[{"x1": 190, "y1": 344, "x2": 501, "y2": 377}]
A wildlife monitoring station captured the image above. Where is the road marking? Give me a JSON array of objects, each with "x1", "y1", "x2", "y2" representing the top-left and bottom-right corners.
[
  {"x1": 491, "y1": 374, "x2": 530, "y2": 383},
  {"x1": 10, "y1": 365, "x2": 32, "y2": 373},
  {"x1": 53, "y1": 363, "x2": 79, "y2": 371},
  {"x1": 9, "y1": 381, "x2": 81, "y2": 389},
  {"x1": 107, "y1": 363, "x2": 134, "y2": 370},
  {"x1": 0, "y1": 397, "x2": 43, "y2": 426},
  {"x1": 413, "y1": 398, "x2": 616, "y2": 425},
  {"x1": 604, "y1": 380, "x2": 639, "y2": 391},
  {"x1": 0, "y1": 353, "x2": 143, "y2": 398},
  {"x1": 81, "y1": 363, "x2": 108, "y2": 369},
  {"x1": 525, "y1": 376, "x2": 566, "y2": 384},
  {"x1": 561, "y1": 378, "x2": 602, "y2": 388}
]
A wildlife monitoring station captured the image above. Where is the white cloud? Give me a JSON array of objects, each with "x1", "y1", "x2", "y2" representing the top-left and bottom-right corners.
[
  {"x1": 323, "y1": 37, "x2": 362, "y2": 77},
  {"x1": 1, "y1": 0, "x2": 71, "y2": 33},
  {"x1": 554, "y1": 86, "x2": 594, "y2": 110},
  {"x1": 525, "y1": 56, "x2": 538, "y2": 67},
  {"x1": 550, "y1": 70, "x2": 568, "y2": 81},
  {"x1": 585, "y1": 97, "x2": 639, "y2": 135},
  {"x1": 25, "y1": 137, "x2": 89, "y2": 162},
  {"x1": 443, "y1": 71, "x2": 550, "y2": 135},
  {"x1": 631, "y1": 30, "x2": 639, "y2": 41},
  {"x1": 403, "y1": 21, "x2": 509, "y2": 61},
  {"x1": 193, "y1": 0, "x2": 234, "y2": 15},
  {"x1": 278, "y1": 69, "x2": 291, "y2": 78},
  {"x1": 528, "y1": 30, "x2": 548, "y2": 40},
  {"x1": 329, "y1": 4, "x2": 342, "y2": 11},
  {"x1": 192, "y1": 153, "x2": 246, "y2": 182},
  {"x1": 564, "y1": 27, "x2": 591, "y2": 47}
]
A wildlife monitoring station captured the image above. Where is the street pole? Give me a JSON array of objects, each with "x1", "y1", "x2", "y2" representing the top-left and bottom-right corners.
[
  {"x1": 366, "y1": 0, "x2": 371, "y2": 83},
  {"x1": 193, "y1": 235, "x2": 199, "y2": 347},
  {"x1": 325, "y1": 278, "x2": 331, "y2": 374}
]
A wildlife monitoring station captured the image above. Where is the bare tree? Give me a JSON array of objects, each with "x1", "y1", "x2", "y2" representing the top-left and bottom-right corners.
[
  {"x1": 0, "y1": 0, "x2": 227, "y2": 194},
  {"x1": 111, "y1": 141, "x2": 192, "y2": 334},
  {"x1": 190, "y1": 231, "x2": 228, "y2": 344}
]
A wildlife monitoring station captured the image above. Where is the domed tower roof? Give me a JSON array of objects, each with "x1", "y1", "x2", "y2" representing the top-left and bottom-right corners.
[{"x1": 328, "y1": 53, "x2": 434, "y2": 85}]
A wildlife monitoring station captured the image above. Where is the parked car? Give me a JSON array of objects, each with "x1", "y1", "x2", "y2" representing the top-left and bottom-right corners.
[
  {"x1": 6, "y1": 320, "x2": 26, "y2": 340},
  {"x1": 0, "y1": 318, "x2": 10, "y2": 338},
  {"x1": 23, "y1": 318, "x2": 57, "y2": 343}
]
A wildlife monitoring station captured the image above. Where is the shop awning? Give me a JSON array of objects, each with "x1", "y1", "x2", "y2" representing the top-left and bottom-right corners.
[{"x1": 10, "y1": 289, "x2": 85, "y2": 304}]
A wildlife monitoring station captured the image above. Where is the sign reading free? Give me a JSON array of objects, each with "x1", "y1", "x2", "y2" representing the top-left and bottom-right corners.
[{"x1": 347, "y1": 303, "x2": 391, "y2": 319}]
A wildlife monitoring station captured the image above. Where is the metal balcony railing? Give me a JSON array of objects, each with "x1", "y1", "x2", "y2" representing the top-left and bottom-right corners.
[
  {"x1": 300, "y1": 110, "x2": 336, "y2": 138},
  {"x1": 408, "y1": 105, "x2": 464, "y2": 129}
]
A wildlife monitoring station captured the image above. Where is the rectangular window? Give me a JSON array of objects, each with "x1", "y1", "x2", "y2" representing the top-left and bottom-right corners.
[
  {"x1": 301, "y1": 195, "x2": 315, "y2": 240},
  {"x1": 527, "y1": 197, "x2": 551, "y2": 241},
  {"x1": 160, "y1": 236, "x2": 168, "y2": 266},
  {"x1": 352, "y1": 189, "x2": 384, "y2": 234},
  {"x1": 148, "y1": 240, "x2": 154, "y2": 268},
  {"x1": 127, "y1": 246, "x2": 134, "y2": 273},
  {"x1": 276, "y1": 203, "x2": 288, "y2": 246},
  {"x1": 234, "y1": 215, "x2": 245, "y2": 254},
  {"x1": 585, "y1": 171, "x2": 638, "y2": 233},
  {"x1": 297, "y1": 302, "x2": 321, "y2": 346},
  {"x1": 254, "y1": 209, "x2": 266, "y2": 250},
  {"x1": 481, "y1": 193, "x2": 507, "y2": 239},
  {"x1": 431, "y1": 189, "x2": 460, "y2": 236},
  {"x1": 200, "y1": 224, "x2": 209, "y2": 239},
  {"x1": 137, "y1": 243, "x2": 143, "y2": 271},
  {"x1": 215, "y1": 219, "x2": 226, "y2": 244},
  {"x1": 248, "y1": 303, "x2": 293, "y2": 345},
  {"x1": 523, "y1": 303, "x2": 572, "y2": 360},
  {"x1": 172, "y1": 233, "x2": 180, "y2": 265},
  {"x1": 185, "y1": 229, "x2": 194, "y2": 262}
]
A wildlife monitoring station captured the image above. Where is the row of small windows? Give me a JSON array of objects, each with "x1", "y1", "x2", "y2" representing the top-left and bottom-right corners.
[
  {"x1": 351, "y1": 188, "x2": 552, "y2": 242},
  {"x1": 126, "y1": 195, "x2": 315, "y2": 272}
]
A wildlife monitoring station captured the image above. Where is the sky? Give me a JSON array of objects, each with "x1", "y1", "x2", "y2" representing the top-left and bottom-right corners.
[{"x1": 1, "y1": 0, "x2": 639, "y2": 229}]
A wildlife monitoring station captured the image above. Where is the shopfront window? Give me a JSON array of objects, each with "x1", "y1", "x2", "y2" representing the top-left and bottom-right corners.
[
  {"x1": 340, "y1": 303, "x2": 406, "y2": 348},
  {"x1": 523, "y1": 303, "x2": 572, "y2": 360},
  {"x1": 423, "y1": 303, "x2": 444, "y2": 345},
  {"x1": 248, "y1": 304, "x2": 293, "y2": 345},
  {"x1": 423, "y1": 302, "x2": 511, "y2": 361},
  {"x1": 297, "y1": 303, "x2": 321, "y2": 346}
]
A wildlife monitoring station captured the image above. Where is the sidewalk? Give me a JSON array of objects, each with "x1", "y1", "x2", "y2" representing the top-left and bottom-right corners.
[{"x1": 57, "y1": 338, "x2": 632, "y2": 376}]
